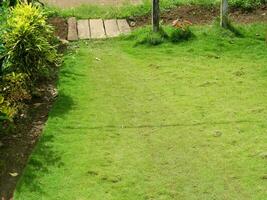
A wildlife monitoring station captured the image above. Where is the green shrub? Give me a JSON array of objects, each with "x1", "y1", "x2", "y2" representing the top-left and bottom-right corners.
[
  {"x1": 0, "y1": 2, "x2": 61, "y2": 132},
  {"x1": 134, "y1": 27, "x2": 167, "y2": 46},
  {"x1": 3, "y1": 3, "x2": 60, "y2": 82},
  {"x1": 130, "y1": 25, "x2": 194, "y2": 46},
  {"x1": 0, "y1": 73, "x2": 31, "y2": 117},
  {"x1": 0, "y1": 0, "x2": 8, "y2": 68},
  {"x1": 229, "y1": 0, "x2": 266, "y2": 10},
  {"x1": 0, "y1": 72, "x2": 31, "y2": 131},
  {"x1": 165, "y1": 26, "x2": 194, "y2": 43}
]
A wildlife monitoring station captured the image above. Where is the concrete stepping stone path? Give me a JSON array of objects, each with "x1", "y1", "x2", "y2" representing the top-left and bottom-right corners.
[{"x1": 67, "y1": 18, "x2": 131, "y2": 41}]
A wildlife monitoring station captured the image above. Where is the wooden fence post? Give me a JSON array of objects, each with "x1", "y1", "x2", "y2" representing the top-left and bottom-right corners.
[
  {"x1": 152, "y1": 0, "x2": 160, "y2": 32},
  {"x1": 220, "y1": 0, "x2": 229, "y2": 28}
]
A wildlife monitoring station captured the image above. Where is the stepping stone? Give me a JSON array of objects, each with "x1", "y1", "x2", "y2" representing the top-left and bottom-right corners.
[
  {"x1": 117, "y1": 19, "x2": 131, "y2": 34},
  {"x1": 104, "y1": 19, "x2": 120, "y2": 37},
  {"x1": 90, "y1": 19, "x2": 106, "y2": 39},
  {"x1": 67, "y1": 17, "x2": 78, "y2": 41},
  {"x1": 77, "y1": 19, "x2": 90, "y2": 39},
  {"x1": 67, "y1": 18, "x2": 131, "y2": 41}
]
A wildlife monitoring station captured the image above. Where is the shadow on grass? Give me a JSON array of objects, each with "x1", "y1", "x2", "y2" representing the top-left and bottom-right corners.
[
  {"x1": 49, "y1": 93, "x2": 75, "y2": 119},
  {"x1": 60, "y1": 70, "x2": 86, "y2": 80},
  {"x1": 15, "y1": 134, "x2": 63, "y2": 196},
  {"x1": 16, "y1": 92, "x2": 75, "y2": 196}
]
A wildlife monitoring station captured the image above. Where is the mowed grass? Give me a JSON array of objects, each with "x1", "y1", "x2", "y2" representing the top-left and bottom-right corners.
[{"x1": 15, "y1": 24, "x2": 267, "y2": 199}]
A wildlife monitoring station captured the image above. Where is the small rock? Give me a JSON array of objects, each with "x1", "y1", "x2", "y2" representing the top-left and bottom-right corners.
[
  {"x1": 95, "y1": 57, "x2": 101, "y2": 61},
  {"x1": 259, "y1": 152, "x2": 267, "y2": 159},
  {"x1": 59, "y1": 39, "x2": 69, "y2": 45},
  {"x1": 213, "y1": 130, "x2": 223, "y2": 137},
  {"x1": 130, "y1": 21, "x2": 136, "y2": 27},
  {"x1": 9, "y1": 172, "x2": 18, "y2": 177},
  {"x1": 51, "y1": 88, "x2": 58, "y2": 98}
]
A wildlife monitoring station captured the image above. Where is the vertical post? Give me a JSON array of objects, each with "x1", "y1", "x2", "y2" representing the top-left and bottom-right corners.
[
  {"x1": 152, "y1": 0, "x2": 160, "y2": 32},
  {"x1": 220, "y1": 0, "x2": 229, "y2": 28}
]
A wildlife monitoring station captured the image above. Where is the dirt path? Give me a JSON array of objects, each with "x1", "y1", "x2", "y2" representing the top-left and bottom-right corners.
[{"x1": 41, "y1": 0, "x2": 142, "y2": 8}]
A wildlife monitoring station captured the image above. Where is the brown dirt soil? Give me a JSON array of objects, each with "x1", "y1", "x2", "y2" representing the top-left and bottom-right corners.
[
  {"x1": 0, "y1": 82, "x2": 57, "y2": 200},
  {"x1": 130, "y1": 5, "x2": 267, "y2": 27},
  {"x1": 48, "y1": 17, "x2": 68, "y2": 40}
]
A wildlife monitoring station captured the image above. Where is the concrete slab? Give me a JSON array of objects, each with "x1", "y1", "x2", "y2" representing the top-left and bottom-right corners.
[
  {"x1": 90, "y1": 19, "x2": 106, "y2": 39},
  {"x1": 77, "y1": 19, "x2": 90, "y2": 39},
  {"x1": 117, "y1": 19, "x2": 131, "y2": 34},
  {"x1": 104, "y1": 19, "x2": 120, "y2": 37},
  {"x1": 67, "y1": 17, "x2": 78, "y2": 41}
]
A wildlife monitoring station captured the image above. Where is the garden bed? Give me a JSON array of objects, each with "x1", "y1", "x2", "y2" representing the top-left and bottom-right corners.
[
  {"x1": 0, "y1": 3, "x2": 63, "y2": 199},
  {"x1": 0, "y1": 81, "x2": 57, "y2": 199},
  {"x1": 130, "y1": 5, "x2": 267, "y2": 27}
]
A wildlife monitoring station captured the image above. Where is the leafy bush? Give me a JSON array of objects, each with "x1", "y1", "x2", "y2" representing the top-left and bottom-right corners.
[
  {"x1": 0, "y1": 2, "x2": 61, "y2": 132},
  {"x1": 229, "y1": 0, "x2": 266, "y2": 10},
  {"x1": 2, "y1": 3, "x2": 60, "y2": 82},
  {"x1": 0, "y1": 72, "x2": 31, "y2": 130},
  {"x1": 165, "y1": 20, "x2": 194, "y2": 43},
  {"x1": 0, "y1": 0, "x2": 8, "y2": 74},
  {"x1": 167, "y1": 27, "x2": 194, "y2": 42},
  {"x1": 133, "y1": 27, "x2": 167, "y2": 46}
]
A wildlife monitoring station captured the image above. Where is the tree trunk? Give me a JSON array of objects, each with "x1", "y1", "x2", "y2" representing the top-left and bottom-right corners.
[
  {"x1": 220, "y1": 0, "x2": 229, "y2": 28},
  {"x1": 152, "y1": 0, "x2": 160, "y2": 32}
]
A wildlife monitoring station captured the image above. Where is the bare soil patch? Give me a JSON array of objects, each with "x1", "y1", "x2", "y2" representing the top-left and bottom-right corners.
[
  {"x1": 0, "y1": 82, "x2": 56, "y2": 200},
  {"x1": 48, "y1": 17, "x2": 68, "y2": 40},
  {"x1": 130, "y1": 5, "x2": 267, "y2": 27}
]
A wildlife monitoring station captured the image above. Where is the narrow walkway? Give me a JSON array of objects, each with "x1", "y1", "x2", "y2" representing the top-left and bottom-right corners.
[{"x1": 68, "y1": 18, "x2": 131, "y2": 41}]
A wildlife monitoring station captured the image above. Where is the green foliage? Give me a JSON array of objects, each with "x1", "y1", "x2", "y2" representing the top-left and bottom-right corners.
[
  {"x1": 229, "y1": 0, "x2": 265, "y2": 10},
  {"x1": 0, "y1": 72, "x2": 31, "y2": 131},
  {"x1": 165, "y1": 26, "x2": 194, "y2": 43},
  {"x1": 0, "y1": 3, "x2": 60, "y2": 133},
  {"x1": 131, "y1": 27, "x2": 167, "y2": 45},
  {"x1": 3, "y1": 3, "x2": 60, "y2": 81},
  {"x1": 0, "y1": 0, "x2": 8, "y2": 71},
  {"x1": 130, "y1": 25, "x2": 194, "y2": 46}
]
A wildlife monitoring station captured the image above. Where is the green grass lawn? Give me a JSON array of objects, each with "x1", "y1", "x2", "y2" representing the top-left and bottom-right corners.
[{"x1": 15, "y1": 24, "x2": 267, "y2": 199}]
